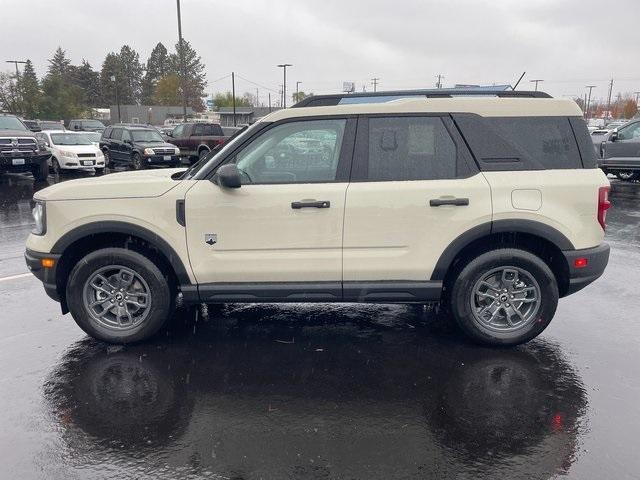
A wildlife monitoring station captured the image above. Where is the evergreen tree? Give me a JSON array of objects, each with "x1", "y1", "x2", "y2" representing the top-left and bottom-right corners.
[
  {"x1": 41, "y1": 48, "x2": 85, "y2": 121},
  {"x1": 118, "y1": 45, "x2": 144, "y2": 104},
  {"x1": 99, "y1": 52, "x2": 121, "y2": 108},
  {"x1": 70, "y1": 60, "x2": 101, "y2": 107},
  {"x1": 47, "y1": 47, "x2": 71, "y2": 78},
  {"x1": 19, "y1": 60, "x2": 41, "y2": 118},
  {"x1": 142, "y1": 42, "x2": 170, "y2": 104},
  {"x1": 153, "y1": 74, "x2": 182, "y2": 106},
  {"x1": 169, "y1": 39, "x2": 207, "y2": 111}
]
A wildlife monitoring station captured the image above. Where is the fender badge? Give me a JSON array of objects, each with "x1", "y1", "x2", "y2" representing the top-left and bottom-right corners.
[{"x1": 204, "y1": 233, "x2": 217, "y2": 246}]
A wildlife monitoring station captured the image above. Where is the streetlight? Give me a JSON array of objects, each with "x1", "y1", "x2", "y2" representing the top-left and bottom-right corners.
[
  {"x1": 6, "y1": 60, "x2": 27, "y2": 113},
  {"x1": 110, "y1": 75, "x2": 120, "y2": 123},
  {"x1": 585, "y1": 85, "x2": 596, "y2": 120},
  {"x1": 277, "y1": 63, "x2": 292, "y2": 108},
  {"x1": 176, "y1": 0, "x2": 188, "y2": 121},
  {"x1": 295, "y1": 81, "x2": 302, "y2": 103}
]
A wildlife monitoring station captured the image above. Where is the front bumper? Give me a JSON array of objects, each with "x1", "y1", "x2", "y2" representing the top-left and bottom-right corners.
[
  {"x1": 58, "y1": 156, "x2": 105, "y2": 169},
  {"x1": 561, "y1": 243, "x2": 610, "y2": 296},
  {"x1": 0, "y1": 152, "x2": 50, "y2": 171},
  {"x1": 25, "y1": 249, "x2": 62, "y2": 303},
  {"x1": 144, "y1": 154, "x2": 181, "y2": 165}
]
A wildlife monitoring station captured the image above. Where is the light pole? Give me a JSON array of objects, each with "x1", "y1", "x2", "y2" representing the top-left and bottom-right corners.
[
  {"x1": 530, "y1": 79, "x2": 544, "y2": 91},
  {"x1": 371, "y1": 77, "x2": 380, "y2": 92},
  {"x1": 110, "y1": 75, "x2": 120, "y2": 123},
  {"x1": 6, "y1": 60, "x2": 27, "y2": 113},
  {"x1": 277, "y1": 63, "x2": 292, "y2": 108},
  {"x1": 176, "y1": 0, "x2": 188, "y2": 121},
  {"x1": 295, "y1": 81, "x2": 302, "y2": 103}
]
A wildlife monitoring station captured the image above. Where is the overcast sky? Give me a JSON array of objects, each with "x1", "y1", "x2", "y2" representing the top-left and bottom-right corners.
[{"x1": 2, "y1": 0, "x2": 639, "y2": 105}]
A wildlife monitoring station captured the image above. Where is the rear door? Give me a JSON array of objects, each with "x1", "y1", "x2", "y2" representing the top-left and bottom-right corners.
[
  {"x1": 342, "y1": 114, "x2": 492, "y2": 299},
  {"x1": 109, "y1": 128, "x2": 124, "y2": 161}
]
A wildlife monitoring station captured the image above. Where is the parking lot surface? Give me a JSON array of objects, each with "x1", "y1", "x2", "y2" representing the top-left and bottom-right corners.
[{"x1": 0, "y1": 171, "x2": 639, "y2": 479}]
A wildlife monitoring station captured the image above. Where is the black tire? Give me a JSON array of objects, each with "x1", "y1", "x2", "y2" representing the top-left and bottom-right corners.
[
  {"x1": 132, "y1": 153, "x2": 145, "y2": 170},
  {"x1": 66, "y1": 248, "x2": 174, "y2": 344},
  {"x1": 449, "y1": 248, "x2": 558, "y2": 346},
  {"x1": 94, "y1": 167, "x2": 105, "y2": 176},
  {"x1": 31, "y1": 160, "x2": 49, "y2": 181},
  {"x1": 102, "y1": 149, "x2": 111, "y2": 167},
  {"x1": 51, "y1": 157, "x2": 62, "y2": 175},
  {"x1": 616, "y1": 171, "x2": 639, "y2": 181}
]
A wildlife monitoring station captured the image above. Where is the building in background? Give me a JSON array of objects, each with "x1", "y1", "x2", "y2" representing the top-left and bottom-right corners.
[
  {"x1": 216, "y1": 107, "x2": 280, "y2": 126},
  {"x1": 109, "y1": 105, "x2": 195, "y2": 125}
]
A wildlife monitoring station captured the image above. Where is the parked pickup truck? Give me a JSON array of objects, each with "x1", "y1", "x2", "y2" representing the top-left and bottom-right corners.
[
  {"x1": 167, "y1": 122, "x2": 228, "y2": 163},
  {"x1": 0, "y1": 113, "x2": 51, "y2": 181}
]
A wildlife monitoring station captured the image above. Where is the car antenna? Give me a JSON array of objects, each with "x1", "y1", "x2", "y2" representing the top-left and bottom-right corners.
[{"x1": 511, "y1": 71, "x2": 526, "y2": 91}]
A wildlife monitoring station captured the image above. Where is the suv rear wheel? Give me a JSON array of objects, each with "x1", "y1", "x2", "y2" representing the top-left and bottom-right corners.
[
  {"x1": 449, "y1": 248, "x2": 558, "y2": 346},
  {"x1": 66, "y1": 248, "x2": 174, "y2": 343}
]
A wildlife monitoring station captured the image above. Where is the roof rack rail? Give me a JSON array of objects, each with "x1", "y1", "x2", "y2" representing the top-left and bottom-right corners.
[{"x1": 292, "y1": 89, "x2": 552, "y2": 108}]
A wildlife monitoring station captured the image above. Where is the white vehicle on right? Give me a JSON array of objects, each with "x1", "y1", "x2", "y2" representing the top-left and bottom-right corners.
[{"x1": 36, "y1": 130, "x2": 105, "y2": 174}]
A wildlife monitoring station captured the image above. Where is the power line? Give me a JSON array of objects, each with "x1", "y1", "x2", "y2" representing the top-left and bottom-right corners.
[{"x1": 234, "y1": 73, "x2": 279, "y2": 93}]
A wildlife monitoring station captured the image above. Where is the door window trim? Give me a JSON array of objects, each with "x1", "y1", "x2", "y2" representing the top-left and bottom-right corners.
[
  {"x1": 350, "y1": 113, "x2": 478, "y2": 182},
  {"x1": 201, "y1": 115, "x2": 358, "y2": 184}
]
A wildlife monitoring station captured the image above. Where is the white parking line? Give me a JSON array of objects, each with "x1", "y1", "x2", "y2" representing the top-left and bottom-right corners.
[{"x1": 0, "y1": 273, "x2": 32, "y2": 283}]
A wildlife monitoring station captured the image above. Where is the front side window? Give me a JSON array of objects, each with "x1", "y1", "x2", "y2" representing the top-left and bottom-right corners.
[
  {"x1": 366, "y1": 116, "x2": 457, "y2": 181},
  {"x1": 617, "y1": 122, "x2": 640, "y2": 141},
  {"x1": 173, "y1": 125, "x2": 185, "y2": 137},
  {"x1": 111, "y1": 128, "x2": 123, "y2": 141},
  {"x1": 122, "y1": 130, "x2": 132, "y2": 142},
  {"x1": 131, "y1": 129, "x2": 164, "y2": 142},
  {"x1": 233, "y1": 119, "x2": 346, "y2": 184}
]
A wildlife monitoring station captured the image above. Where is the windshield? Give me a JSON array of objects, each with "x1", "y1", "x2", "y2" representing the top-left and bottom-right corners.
[
  {"x1": 81, "y1": 120, "x2": 105, "y2": 128},
  {"x1": 81, "y1": 132, "x2": 101, "y2": 142},
  {"x1": 0, "y1": 116, "x2": 28, "y2": 131},
  {"x1": 51, "y1": 133, "x2": 93, "y2": 145},
  {"x1": 182, "y1": 124, "x2": 254, "y2": 180},
  {"x1": 40, "y1": 121, "x2": 64, "y2": 130},
  {"x1": 131, "y1": 129, "x2": 164, "y2": 142}
]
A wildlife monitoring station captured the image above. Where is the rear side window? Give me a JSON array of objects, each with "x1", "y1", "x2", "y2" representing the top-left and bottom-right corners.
[
  {"x1": 488, "y1": 117, "x2": 582, "y2": 169},
  {"x1": 102, "y1": 127, "x2": 112, "y2": 139},
  {"x1": 366, "y1": 116, "x2": 459, "y2": 181}
]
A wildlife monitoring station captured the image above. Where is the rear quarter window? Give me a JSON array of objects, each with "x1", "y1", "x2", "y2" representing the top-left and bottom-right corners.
[{"x1": 488, "y1": 117, "x2": 582, "y2": 169}]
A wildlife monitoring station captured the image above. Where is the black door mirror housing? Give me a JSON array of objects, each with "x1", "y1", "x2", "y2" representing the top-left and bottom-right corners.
[
  {"x1": 610, "y1": 131, "x2": 618, "y2": 142},
  {"x1": 215, "y1": 164, "x2": 242, "y2": 188}
]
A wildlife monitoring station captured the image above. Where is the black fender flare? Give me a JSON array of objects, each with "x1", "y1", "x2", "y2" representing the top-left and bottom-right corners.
[
  {"x1": 51, "y1": 221, "x2": 193, "y2": 285},
  {"x1": 430, "y1": 219, "x2": 574, "y2": 281}
]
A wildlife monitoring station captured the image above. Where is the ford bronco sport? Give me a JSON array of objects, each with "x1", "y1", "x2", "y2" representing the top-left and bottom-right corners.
[{"x1": 25, "y1": 91, "x2": 610, "y2": 346}]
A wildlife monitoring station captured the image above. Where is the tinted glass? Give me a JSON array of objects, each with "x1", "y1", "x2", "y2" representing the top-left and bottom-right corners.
[
  {"x1": 367, "y1": 117, "x2": 457, "y2": 181},
  {"x1": 234, "y1": 119, "x2": 346, "y2": 184},
  {"x1": 111, "y1": 128, "x2": 123, "y2": 141},
  {"x1": 488, "y1": 117, "x2": 582, "y2": 169},
  {"x1": 0, "y1": 116, "x2": 28, "y2": 131},
  {"x1": 122, "y1": 130, "x2": 132, "y2": 142},
  {"x1": 102, "y1": 127, "x2": 112, "y2": 139},
  {"x1": 131, "y1": 129, "x2": 164, "y2": 142},
  {"x1": 617, "y1": 122, "x2": 640, "y2": 140}
]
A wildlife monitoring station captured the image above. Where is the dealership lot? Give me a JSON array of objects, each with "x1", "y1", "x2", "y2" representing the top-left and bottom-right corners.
[{"x1": 0, "y1": 171, "x2": 639, "y2": 479}]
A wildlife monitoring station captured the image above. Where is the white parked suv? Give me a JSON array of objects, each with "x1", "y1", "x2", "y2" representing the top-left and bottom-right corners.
[
  {"x1": 25, "y1": 91, "x2": 611, "y2": 345},
  {"x1": 36, "y1": 131, "x2": 105, "y2": 174}
]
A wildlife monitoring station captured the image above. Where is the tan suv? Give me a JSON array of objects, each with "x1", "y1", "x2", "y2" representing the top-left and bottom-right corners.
[{"x1": 25, "y1": 91, "x2": 611, "y2": 345}]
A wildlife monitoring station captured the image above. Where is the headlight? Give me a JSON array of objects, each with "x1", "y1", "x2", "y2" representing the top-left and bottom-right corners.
[
  {"x1": 60, "y1": 150, "x2": 77, "y2": 158},
  {"x1": 174, "y1": 147, "x2": 180, "y2": 155},
  {"x1": 32, "y1": 200, "x2": 46, "y2": 235},
  {"x1": 143, "y1": 148, "x2": 155, "y2": 155},
  {"x1": 37, "y1": 140, "x2": 47, "y2": 151},
  {"x1": 96, "y1": 150, "x2": 104, "y2": 159}
]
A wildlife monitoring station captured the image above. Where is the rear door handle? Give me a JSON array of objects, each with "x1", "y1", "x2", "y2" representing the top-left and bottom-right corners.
[
  {"x1": 291, "y1": 200, "x2": 331, "y2": 209},
  {"x1": 429, "y1": 197, "x2": 469, "y2": 207}
]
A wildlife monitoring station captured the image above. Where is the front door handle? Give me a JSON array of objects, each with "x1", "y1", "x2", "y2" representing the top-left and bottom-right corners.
[
  {"x1": 291, "y1": 200, "x2": 331, "y2": 209},
  {"x1": 429, "y1": 197, "x2": 469, "y2": 207}
]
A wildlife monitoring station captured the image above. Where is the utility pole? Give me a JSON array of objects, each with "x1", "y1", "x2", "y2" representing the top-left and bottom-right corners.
[
  {"x1": 268, "y1": 92, "x2": 272, "y2": 112},
  {"x1": 295, "y1": 81, "x2": 302, "y2": 103},
  {"x1": 371, "y1": 77, "x2": 380, "y2": 92},
  {"x1": 585, "y1": 85, "x2": 596, "y2": 120},
  {"x1": 606, "y1": 78, "x2": 614, "y2": 119},
  {"x1": 277, "y1": 63, "x2": 292, "y2": 108},
  {"x1": 231, "y1": 71, "x2": 236, "y2": 127},
  {"x1": 5, "y1": 60, "x2": 26, "y2": 112},
  {"x1": 435, "y1": 74, "x2": 444, "y2": 89},
  {"x1": 530, "y1": 79, "x2": 544, "y2": 91},
  {"x1": 176, "y1": 0, "x2": 188, "y2": 121},
  {"x1": 255, "y1": 88, "x2": 259, "y2": 107}
]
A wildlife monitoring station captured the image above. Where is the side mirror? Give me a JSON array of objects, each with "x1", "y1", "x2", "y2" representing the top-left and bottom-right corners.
[
  {"x1": 610, "y1": 131, "x2": 618, "y2": 142},
  {"x1": 215, "y1": 164, "x2": 242, "y2": 188},
  {"x1": 74, "y1": 125, "x2": 79, "y2": 130}
]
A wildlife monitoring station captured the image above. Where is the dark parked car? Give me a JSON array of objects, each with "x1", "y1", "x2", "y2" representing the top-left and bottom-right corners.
[
  {"x1": 0, "y1": 113, "x2": 50, "y2": 180},
  {"x1": 22, "y1": 119, "x2": 42, "y2": 132},
  {"x1": 38, "y1": 120, "x2": 66, "y2": 131},
  {"x1": 68, "y1": 119, "x2": 105, "y2": 133},
  {"x1": 99, "y1": 124, "x2": 181, "y2": 170},
  {"x1": 598, "y1": 119, "x2": 640, "y2": 181},
  {"x1": 167, "y1": 122, "x2": 228, "y2": 163}
]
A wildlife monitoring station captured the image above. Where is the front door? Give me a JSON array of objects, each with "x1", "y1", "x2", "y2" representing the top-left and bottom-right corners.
[
  {"x1": 603, "y1": 121, "x2": 640, "y2": 164},
  {"x1": 184, "y1": 118, "x2": 355, "y2": 300},
  {"x1": 342, "y1": 115, "x2": 492, "y2": 299}
]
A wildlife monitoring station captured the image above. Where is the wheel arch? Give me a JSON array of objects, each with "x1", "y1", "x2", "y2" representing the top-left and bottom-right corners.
[
  {"x1": 433, "y1": 220, "x2": 573, "y2": 297},
  {"x1": 197, "y1": 144, "x2": 211, "y2": 154},
  {"x1": 51, "y1": 221, "x2": 194, "y2": 311}
]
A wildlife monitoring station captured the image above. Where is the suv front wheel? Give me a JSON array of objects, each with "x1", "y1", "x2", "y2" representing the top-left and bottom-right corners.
[
  {"x1": 66, "y1": 248, "x2": 174, "y2": 343},
  {"x1": 449, "y1": 248, "x2": 558, "y2": 346}
]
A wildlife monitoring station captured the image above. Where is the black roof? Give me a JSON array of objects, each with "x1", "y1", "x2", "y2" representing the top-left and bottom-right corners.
[{"x1": 292, "y1": 89, "x2": 552, "y2": 108}]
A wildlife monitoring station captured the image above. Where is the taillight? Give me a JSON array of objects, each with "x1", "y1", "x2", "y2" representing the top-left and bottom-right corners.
[{"x1": 597, "y1": 186, "x2": 611, "y2": 230}]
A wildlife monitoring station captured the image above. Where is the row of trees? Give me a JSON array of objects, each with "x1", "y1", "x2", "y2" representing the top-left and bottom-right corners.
[
  {"x1": 210, "y1": 90, "x2": 312, "y2": 108},
  {"x1": 574, "y1": 93, "x2": 638, "y2": 119},
  {"x1": 0, "y1": 41, "x2": 207, "y2": 121}
]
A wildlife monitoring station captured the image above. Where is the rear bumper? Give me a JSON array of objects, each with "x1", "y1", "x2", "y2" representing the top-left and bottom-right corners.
[
  {"x1": 24, "y1": 249, "x2": 62, "y2": 302},
  {"x1": 597, "y1": 158, "x2": 640, "y2": 171},
  {"x1": 561, "y1": 243, "x2": 610, "y2": 296}
]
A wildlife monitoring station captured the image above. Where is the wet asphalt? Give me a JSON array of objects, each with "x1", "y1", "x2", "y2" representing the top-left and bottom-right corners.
[{"x1": 0, "y1": 170, "x2": 638, "y2": 480}]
